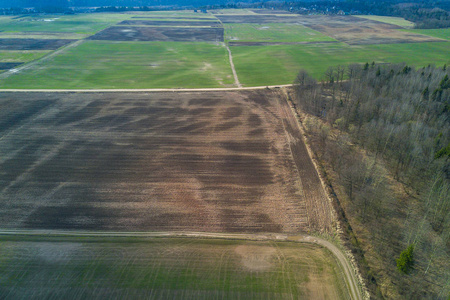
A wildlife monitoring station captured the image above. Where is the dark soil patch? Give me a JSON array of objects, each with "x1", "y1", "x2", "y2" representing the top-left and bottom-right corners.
[
  {"x1": 0, "y1": 38, "x2": 75, "y2": 50},
  {"x1": 119, "y1": 20, "x2": 221, "y2": 27},
  {"x1": 0, "y1": 90, "x2": 316, "y2": 233},
  {"x1": 89, "y1": 26, "x2": 224, "y2": 42},
  {"x1": 0, "y1": 62, "x2": 23, "y2": 70}
]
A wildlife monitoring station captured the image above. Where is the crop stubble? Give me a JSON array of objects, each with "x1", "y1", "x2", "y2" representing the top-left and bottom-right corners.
[{"x1": 0, "y1": 90, "x2": 332, "y2": 233}]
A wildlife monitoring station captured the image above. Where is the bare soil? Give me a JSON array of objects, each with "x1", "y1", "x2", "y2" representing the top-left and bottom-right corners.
[
  {"x1": 119, "y1": 20, "x2": 221, "y2": 27},
  {"x1": 0, "y1": 38, "x2": 75, "y2": 50},
  {"x1": 0, "y1": 62, "x2": 23, "y2": 70},
  {"x1": 89, "y1": 26, "x2": 224, "y2": 42},
  {"x1": 0, "y1": 90, "x2": 336, "y2": 233}
]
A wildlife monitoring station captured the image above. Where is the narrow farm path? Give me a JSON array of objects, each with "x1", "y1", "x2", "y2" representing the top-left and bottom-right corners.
[
  {"x1": 225, "y1": 43, "x2": 242, "y2": 88},
  {"x1": 0, "y1": 229, "x2": 362, "y2": 300}
]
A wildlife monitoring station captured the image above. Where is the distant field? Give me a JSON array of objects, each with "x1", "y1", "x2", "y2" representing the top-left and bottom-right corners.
[
  {"x1": 0, "y1": 14, "x2": 131, "y2": 34},
  {"x1": 0, "y1": 237, "x2": 350, "y2": 299},
  {"x1": 224, "y1": 23, "x2": 336, "y2": 43},
  {"x1": 212, "y1": 9, "x2": 257, "y2": 15},
  {"x1": 355, "y1": 15, "x2": 415, "y2": 28},
  {"x1": 231, "y1": 42, "x2": 450, "y2": 86},
  {"x1": 0, "y1": 50, "x2": 49, "y2": 62},
  {"x1": 130, "y1": 11, "x2": 217, "y2": 18},
  {"x1": 401, "y1": 28, "x2": 450, "y2": 41},
  {"x1": 0, "y1": 32, "x2": 89, "y2": 39},
  {"x1": 0, "y1": 41, "x2": 234, "y2": 89}
]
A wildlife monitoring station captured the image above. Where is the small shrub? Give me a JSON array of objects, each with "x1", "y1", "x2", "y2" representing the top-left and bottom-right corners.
[{"x1": 396, "y1": 244, "x2": 414, "y2": 274}]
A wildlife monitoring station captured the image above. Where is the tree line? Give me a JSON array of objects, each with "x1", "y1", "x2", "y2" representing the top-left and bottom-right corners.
[{"x1": 293, "y1": 63, "x2": 449, "y2": 299}]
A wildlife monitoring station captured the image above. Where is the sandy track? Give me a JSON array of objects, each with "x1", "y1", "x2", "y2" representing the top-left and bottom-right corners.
[
  {"x1": 0, "y1": 229, "x2": 362, "y2": 300},
  {"x1": 225, "y1": 43, "x2": 242, "y2": 88}
]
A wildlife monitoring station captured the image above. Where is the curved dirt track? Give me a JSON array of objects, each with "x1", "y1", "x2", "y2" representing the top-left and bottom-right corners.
[{"x1": 0, "y1": 229, "x2": 362, "y2": 300}]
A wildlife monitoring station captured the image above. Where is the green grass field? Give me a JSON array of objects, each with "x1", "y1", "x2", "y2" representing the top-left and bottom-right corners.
[
  {"x1": 231, "y1": 42, "x2": 450, "y2": 86},
  {"x1": 224, "y1": 23, "x2": 336, "y2": 43},
  {"x1": 0, "y1": 237, "x2": 350, "y2": 299},
  {"x1": 401, "y1": 28, "x2": 450, "y2": 41},
  {"x1": 355, "y1": 15, "x2": 415, "y2": 28},
  {"x1": 0, "y1": 41, "x2": 234, "y2": 89},
  {"x1": 0, "y1": 50, "x2": 50, "y2": 63},
  {"x1": 0, "y1": 14, "x2": 131, "y2": 34}
]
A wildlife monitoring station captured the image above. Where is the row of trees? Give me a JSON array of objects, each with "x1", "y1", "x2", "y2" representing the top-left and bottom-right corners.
[{"x1": 293, "y1": 63, "x2": 449, "y2": 299}]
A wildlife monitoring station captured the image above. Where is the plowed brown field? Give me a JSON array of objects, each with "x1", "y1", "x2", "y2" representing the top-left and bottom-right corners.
[{"x1": 0, "y1": 90, "x2": 333, "y2": 233}]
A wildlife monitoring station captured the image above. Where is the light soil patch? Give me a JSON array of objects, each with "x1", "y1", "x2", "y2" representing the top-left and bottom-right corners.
[{"x1": 235, "y1": 245, "x2": 276, "y2": 271}]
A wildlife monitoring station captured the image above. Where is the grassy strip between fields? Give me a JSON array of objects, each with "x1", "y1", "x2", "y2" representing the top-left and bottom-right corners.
[
  {"x1": 355, "y1": 15, "x2": 415, "y2": 28},
  {"x1": 0, "y1": 236, "x2": 349, "y2": 299},
  {"x1": 0, "y1": 50, "x2": 50, "y2": 63}
]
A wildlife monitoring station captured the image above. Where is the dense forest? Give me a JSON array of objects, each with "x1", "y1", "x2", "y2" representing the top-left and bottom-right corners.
[{"x1": 292, "y1": 63, "x2": 449, "y2": 299}]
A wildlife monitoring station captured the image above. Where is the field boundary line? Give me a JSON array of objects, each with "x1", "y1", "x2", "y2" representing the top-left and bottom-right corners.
[
  {"x1": 0, "y1": 85, "x2": 292, "y2": 92},
  {"x1": 0, "y1": 229, "x2": 362, "y2": 299},
  {"x1": 225, "y1": 43, "x2": 242, "y2": 88}
]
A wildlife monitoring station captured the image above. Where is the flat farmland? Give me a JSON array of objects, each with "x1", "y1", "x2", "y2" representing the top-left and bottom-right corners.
[
  {"x1": 298, "y1": 15, "x2": 443, "y2": 45},
  {"x1": 0, "y1": 38, "x2": 75, "y2": 50},
  {"x1": 0, "y1": 90, "x2": 333, "y2": 233},
  {"x1": 224, "y1": 23, "x2": 336, "y2": 43},
  {"x1": 216, "y1": 14, "x2": 303, "y2": 24},
  {"x1": 231, "y1": 42, "x2": 450, "y2": 86},
  {"x1": 89, "y1": 26, "x2": 224, "y2": 42},
  {"x1": 400, "y1": 28, "x2": 450, "y2": 41},
  {"x1": 0, "y1": 50, "x2": 49, "y2": 63},
  {"x1": 118, "y1": 19, "x2": 221, "y2": 27},
  {"x1": 0, "y1": 11, "x2": 448, "y2": 88},
  {"x1": 0, "y1": 14, "x2": 132, "y2": 35},
  {"x1": 0, "y1": 41, "x2": 234, "y2": 89},
  {"x1": 0, "y1": 237, "x2": 350, "y2": 299}
]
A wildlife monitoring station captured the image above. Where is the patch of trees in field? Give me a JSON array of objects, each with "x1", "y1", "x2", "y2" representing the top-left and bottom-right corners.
[{"x1": 293, "y1": 63, "x2": 449, "y2": 299}]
